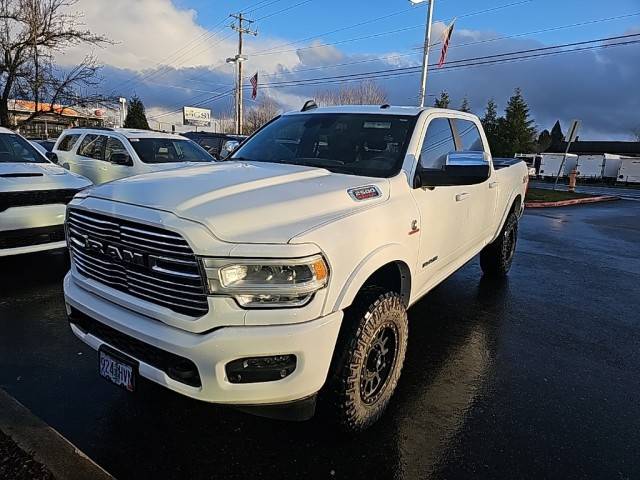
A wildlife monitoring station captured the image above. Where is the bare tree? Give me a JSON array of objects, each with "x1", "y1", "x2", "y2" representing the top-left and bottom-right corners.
[
  {"x1": 244, "y1": 97, "x2": 279, "y2": 135},
  {"x1": 215, "y1": 98, "x2": 236, "y2": 134},
  {"x1": 632, "y1": 126, "x2": 640, "y2": 142},
  {"x1": 0, "y1": 0, "x2": 111, "y2": 126},
  {"x1": 315, "y1": 80, "x2": 388, "y2": 106}
]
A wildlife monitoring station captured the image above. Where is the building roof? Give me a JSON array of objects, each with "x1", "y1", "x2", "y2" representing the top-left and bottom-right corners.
[
  {"x1": 8, "y1": 99, "x2": 104, "y2": 119},
  {"x1": 560, "y1": 141, "x2": 640, "y2": 156}
]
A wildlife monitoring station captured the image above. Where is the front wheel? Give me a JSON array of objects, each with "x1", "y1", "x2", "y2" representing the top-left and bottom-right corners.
[
  {"x1": 480, "y1": 211, "x2": 519, "y2": 277},
  {"x1": 323, "y1": 287, "x2": 408, "y2": 432}
]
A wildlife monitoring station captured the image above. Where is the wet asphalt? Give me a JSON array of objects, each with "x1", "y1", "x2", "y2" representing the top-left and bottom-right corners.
[{"x1": 1, "y1": 200, "x2": 639, "y2": 480}]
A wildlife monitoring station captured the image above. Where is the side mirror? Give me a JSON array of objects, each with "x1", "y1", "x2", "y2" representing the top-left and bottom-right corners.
[
  {"x1": 45, "y1": 151, "x2": 58, "y2": 163},
  {"x1": 221, "y1": 140, "x2": 240, "y2": 159},
  {"x1": 416, "y1": 151, "x2": 490, "y2": 187},
  {"x1": 109, "y1": 152, "x2": 132, "y2": 166}
]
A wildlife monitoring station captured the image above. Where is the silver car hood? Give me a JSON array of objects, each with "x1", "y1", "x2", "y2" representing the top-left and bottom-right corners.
[{"x1": 0, "y1": 162, "x2": 93, "y2": 192}]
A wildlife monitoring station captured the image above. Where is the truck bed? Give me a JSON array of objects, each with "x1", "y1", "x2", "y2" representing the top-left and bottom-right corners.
[{"x1": 493, "y1": 158, "x2": 525, "y2": 170}]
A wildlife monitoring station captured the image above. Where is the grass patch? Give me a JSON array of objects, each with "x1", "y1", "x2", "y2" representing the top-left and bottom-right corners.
[{"x1": 525, "y1": 188, "x2": 593, "y2": 203}]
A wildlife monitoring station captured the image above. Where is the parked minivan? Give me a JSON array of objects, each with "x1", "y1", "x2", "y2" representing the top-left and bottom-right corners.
[{"x1": 53, "y1": 128, "x2": 214, "y2": 185}]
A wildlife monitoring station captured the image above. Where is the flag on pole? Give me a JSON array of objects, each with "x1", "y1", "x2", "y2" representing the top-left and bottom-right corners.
[
  {"x1": 250, "y1": 72, "x2": 259, "y2": 100},
  {"x1": 438, "y1": 19, "x2": 455, "y2": 68}
]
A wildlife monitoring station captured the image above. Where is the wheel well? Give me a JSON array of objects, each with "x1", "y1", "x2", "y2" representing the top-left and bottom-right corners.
[
  {"x1": 510, "y1": 195, "x2": 522, "y2": 215},
  {"x1": 359, "y1": 261, "x2": 411, "y2": 307}
]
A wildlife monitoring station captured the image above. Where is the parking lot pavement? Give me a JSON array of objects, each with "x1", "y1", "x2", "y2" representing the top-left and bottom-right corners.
[
  {"x1": 530, "y1": 180, "x2": 640, "y2": 200},
  {"x1": 1, "y1": 201, "x2": 639, "y2": 480}
]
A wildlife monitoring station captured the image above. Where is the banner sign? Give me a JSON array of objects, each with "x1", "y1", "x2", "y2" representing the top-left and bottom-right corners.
[{"x1": 183, "y1": 106, "x2": 211, "y2": 127}]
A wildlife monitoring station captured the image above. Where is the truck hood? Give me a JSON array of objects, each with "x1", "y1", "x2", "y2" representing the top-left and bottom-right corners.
[
  {"x1": 0, "y1": 162, "x2": 92, "y2": 192},
  {"x1": 86, "y1": 161, "x2": 389, "y2": 243}
]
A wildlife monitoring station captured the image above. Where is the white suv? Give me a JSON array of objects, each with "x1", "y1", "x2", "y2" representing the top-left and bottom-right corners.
[{"x1": 53, "y1": 128, "x2": 214, "y2": 185}]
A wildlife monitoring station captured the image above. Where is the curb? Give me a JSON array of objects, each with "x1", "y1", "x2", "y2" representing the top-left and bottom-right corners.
[
  {"x1": 0, "y1": 388, "x2": 114, "y2": 480},
  {"x1": 525, "y1": 195, "x2": 619, "y2": 208}
]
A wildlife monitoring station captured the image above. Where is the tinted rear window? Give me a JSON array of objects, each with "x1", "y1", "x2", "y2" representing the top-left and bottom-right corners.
[{"x1": 128, "y1": 138, "x2": 212, "y2": 164}]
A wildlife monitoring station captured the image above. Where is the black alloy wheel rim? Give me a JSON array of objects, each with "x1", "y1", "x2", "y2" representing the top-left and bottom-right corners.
[
  {"x1": 360, "y1": 323, "x2": 399, "y2": 405},
  {"x1": 505, "y1": 224, "x2": 517, "y2": 261}
]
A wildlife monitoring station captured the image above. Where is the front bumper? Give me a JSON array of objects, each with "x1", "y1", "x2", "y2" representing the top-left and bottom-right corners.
[
  {"x1": 0, "y1": 204, "x2": 67, "y2": 256},
  {"x1": 64, "y1": 273, "x2": 343, "y2": 405}
]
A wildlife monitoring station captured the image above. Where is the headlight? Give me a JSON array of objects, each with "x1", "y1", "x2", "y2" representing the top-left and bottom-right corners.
[{"x1": 200, "y1": 255, "x2": 329, "y2": 308}]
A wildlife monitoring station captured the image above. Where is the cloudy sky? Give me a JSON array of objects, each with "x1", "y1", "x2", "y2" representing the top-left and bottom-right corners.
[{"x1": 59, "y1": 0, "x2": 640, "y2": 139}]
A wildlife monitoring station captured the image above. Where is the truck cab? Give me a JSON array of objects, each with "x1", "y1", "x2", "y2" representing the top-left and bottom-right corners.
[{"x1": 63, "y1": 105, "x2": 528, "y2": 432}]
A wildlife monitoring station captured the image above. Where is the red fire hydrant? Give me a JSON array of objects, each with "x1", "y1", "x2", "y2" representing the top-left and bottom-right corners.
[{"x1": 568, "y1": 168, "x2": 578, "y2": 193}]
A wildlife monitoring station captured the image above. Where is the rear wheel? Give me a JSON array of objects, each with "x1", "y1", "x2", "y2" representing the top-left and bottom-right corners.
[
  {"x1": 480, "y1": 211, "x2": 518, "y2": 277},
  {"x1": 323, "y1": 287, "x2": 408, "y2": 432}
]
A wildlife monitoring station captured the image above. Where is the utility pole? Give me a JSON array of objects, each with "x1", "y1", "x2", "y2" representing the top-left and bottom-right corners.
[
  {"x1": 411, "y1": 0, "x2": 435, "y2": 107},
  {"x1": 228, "y1": 13, "x2": 257, "y2": 135}
]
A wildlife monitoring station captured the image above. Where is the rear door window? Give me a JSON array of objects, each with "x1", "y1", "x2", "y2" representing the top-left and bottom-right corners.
[
  {"x1": 77, "y1": 134, "x2": 107, "y2": 160},
  {"x1": 104, "y1": 137, "x2": 128, "y2": 162},
  {"x1": 57, "y1": 134, "x2": 81, "y2": 152}
]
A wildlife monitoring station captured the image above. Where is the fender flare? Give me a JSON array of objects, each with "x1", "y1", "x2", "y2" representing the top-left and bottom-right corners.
[
  {"x1": 332, "y1": 243, "x2": 413, "y2": 312},
  {"x1": 490, "y1": 190, "x2": 523, "y2": 243}
]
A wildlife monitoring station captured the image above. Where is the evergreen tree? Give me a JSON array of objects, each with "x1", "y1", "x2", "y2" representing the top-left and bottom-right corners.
[
  {"x1": 434, "y1": 91, "x2": 450, "y2": 108},
  {"x1": 550, "y1": 120, "x2": 564, "y2": 151},
  {"x1": 459, "y1": 96, "x2": 471, "y2": 113},
  {"x1": 501, "y1": 88, "x2": 536, "y2": 157},
  {"x1": 481, "y1": 98, "x2": 503, "y2": 155},
  {"x1": 536, "y1": 129, "x2": 552, "y2": 153},
  {"x1": 123, "y1": 96, "x2": 150, "y2": 129}
]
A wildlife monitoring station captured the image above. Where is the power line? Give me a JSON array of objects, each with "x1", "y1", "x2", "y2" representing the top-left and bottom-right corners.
[
  {"x1": 250, "y1": 0, "x2": 533, "y2": 57},
  {"x1": 255, "y1": 0, "x2": 314, "y2": 21},
  {"x1": 148, "y1": 33, "x2": 639, "y2": 121},
  {"x1": 243, "y1": 0, "x2": 287, "y2": 15},
  {"x1": 258, "y1": 10, "x2": 640, "y2": 78},
  {"x1": 111, "y1": 17, "x2": 231, "y2": 93}
]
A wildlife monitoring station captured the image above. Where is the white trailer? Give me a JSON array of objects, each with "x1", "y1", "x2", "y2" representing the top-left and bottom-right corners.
[
  {"x1": 617, "y1": 157, "x2": 640, "y2": 184},
  {"x1": 538, "y1": 153, "x2": 578, "y2": 178},
  {"x1": 602, "y1": 154, "x2": 623, "y2": 179},
  {"x1": 576, "y1": 155, "x2": 605, "y2": 179},
  {"x1": 515, "y1": 153, "x2": 541, "y2": 176}
]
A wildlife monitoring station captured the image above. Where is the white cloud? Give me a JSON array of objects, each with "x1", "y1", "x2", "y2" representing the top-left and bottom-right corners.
[
  {"x1": 59, "y1": 0, "x2": 301, "y2": 74},
  {"x1": 58, "y1": 0, "x2": 640, "y2": 139}
]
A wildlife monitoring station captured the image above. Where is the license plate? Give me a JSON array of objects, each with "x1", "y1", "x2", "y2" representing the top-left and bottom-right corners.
[{"x1": 99, "y1": 348, "x2": 136, "y2": 392}]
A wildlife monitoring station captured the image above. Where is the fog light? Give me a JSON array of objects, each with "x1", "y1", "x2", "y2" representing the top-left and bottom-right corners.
[{"x1": 225, "y1": 355, "x2": 297, "y2": 384}]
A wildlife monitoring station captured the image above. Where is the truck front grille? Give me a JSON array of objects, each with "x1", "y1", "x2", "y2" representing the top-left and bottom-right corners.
[
  {"x1": 0, "y1": 225, "x2": 65, "y2": 249},
  {"x1": 67, "y1": 208, "x2": 209, "y2": 317},
  {"x1": 0, "y1": 188, "x2": 81, "y2": 212}
]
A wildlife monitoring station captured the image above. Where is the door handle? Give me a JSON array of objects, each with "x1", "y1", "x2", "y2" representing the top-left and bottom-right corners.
[
  {"x1": 489, "y1": 181, "x2": 499, "y2": 189},
  {"x1": 455, "y1": 192, "x2": 470, "y2": 202}
]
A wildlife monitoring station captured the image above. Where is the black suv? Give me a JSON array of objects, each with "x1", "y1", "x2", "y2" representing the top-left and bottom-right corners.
[{"x1": 182, "y1": 132, "x2": 246, "y2": 159}]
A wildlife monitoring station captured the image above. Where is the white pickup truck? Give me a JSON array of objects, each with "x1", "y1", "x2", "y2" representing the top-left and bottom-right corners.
[{"x1": 63, "y1": 105, "x2": 528, "y2": 432}]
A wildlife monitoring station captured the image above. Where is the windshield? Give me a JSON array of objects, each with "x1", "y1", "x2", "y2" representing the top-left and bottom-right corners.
[
  {"x1": 128, "y1": 138, "x2": 213, "y2": 164},
  {"x1": 0, "y1": 134, "x2": 48, "y2": 163},
  {"x1": 230, "y1": 113, "x2": 417, "y2": 178}
]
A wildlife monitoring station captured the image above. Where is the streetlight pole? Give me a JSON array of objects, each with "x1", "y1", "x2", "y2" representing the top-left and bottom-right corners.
[{"x1": 417, "y1": 0, "x2": 435, "y2": 107}]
